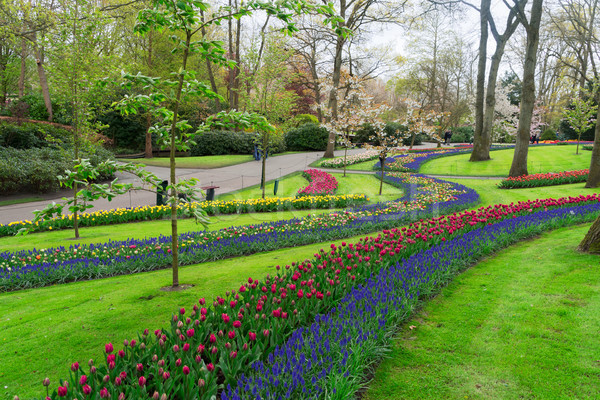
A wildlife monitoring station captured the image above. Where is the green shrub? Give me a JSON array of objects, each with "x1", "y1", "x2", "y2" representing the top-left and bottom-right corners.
[
  {"x1": 540, "y1": 128, "x2": 557, "y2": 141},
  {"x1": 98, "y1": 111, "x2": 147, "y2": 150},
  {"x1": 293, "y1": 114, "x2": 319, "y2": 126},
  {"x1": 19, "y1": 93, "x2": 51, "y2": 121},
  {"x1": 190, "y1": 130, "x2": 256, "y2": 156},
  {"x1": 582, "y1": 144, "x2": 594, "y2": 151},
  {"x1": 0, "y1": 121, "x2": 72, "y2": 149},
  {"x1": 0, "y1": 146, "x2": 115, "y2": 194},
  {"x1": 449, "y1": 126, "x2": 474, "y2": 143},
  {"x1": 353, "y1": 122, "x2": 414, "y2": 146},
  {"x1": 285, "y1": 123, "x2": 329, "y2": 151}
]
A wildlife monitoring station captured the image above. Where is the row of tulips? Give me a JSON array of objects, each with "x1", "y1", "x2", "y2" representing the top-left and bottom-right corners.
[
  {"x1": 0, "y1": 194, "x2": 369, "y2": 237},
  {"x1": 223, "y1": 201, "x2": 600, "y2": 399},
  {"x1": 32, "y1": 195, "x2": 600, "y2": 399},
  {"x1": 498, "y1": 169, "x2": 589, "y2": 189},
  {"x1": 318, "y1": 150, "x2": 380, "y2": 168},
  {"x1": 296, "y1": 170, "x2": 338, "y2": 197},
  {"x1": 377, "y1": 146, "x2": 482, "y2": 172},
  {"x1": 0, "y1": 174, "x2": 476, "y2": 291}
]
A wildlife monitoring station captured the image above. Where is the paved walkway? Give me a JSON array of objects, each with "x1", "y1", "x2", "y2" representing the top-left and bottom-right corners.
[{"x1": 0, "y1": 149, "x2": 368, "y2": 225}]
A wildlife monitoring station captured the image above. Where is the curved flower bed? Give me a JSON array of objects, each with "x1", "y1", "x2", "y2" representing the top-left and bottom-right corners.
[
  {"x1": 0, "y1": 194, "x2": 369, "y2": 237},
  {"x1": 32, "y1": 196, "x2": 600, "y2": 399},
  {"x1": 498, "y1": 169, "x2": 589, "y2": 189},
  {"x1": 296, "y1": 170, "x2": 338, "y2": 197},
  {"x1": 223, "y1": 201, "x2": 600, "y2": 399},
  {"x1": 318, "y1": 150, "x2": 380, "y2": 168},
  {"x1": 0, "y1": 174, "x2": 475, "y2": 291}
]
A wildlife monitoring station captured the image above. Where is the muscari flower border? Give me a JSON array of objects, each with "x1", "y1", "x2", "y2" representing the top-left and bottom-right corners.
[
  {"x1": 221, "y1": 202, "x2": 600, "y2": 399},
  {"x1": 35, "y1": 197, "x2": 600, "y2": 400},
  {"x1": 0, "y1": 174, "x2": 478, "y2": 292}
]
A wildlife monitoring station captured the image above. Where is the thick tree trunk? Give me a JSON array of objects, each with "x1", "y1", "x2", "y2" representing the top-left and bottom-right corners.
[
  {"x1": 470, "y1": 0, "x2": 490, "y2": 162},
  {"x1": 324, "y1": 35, "x2": 345, "y2": 159},
  {"x1": 578, "y1": 215, "x2": 600, "y2": 253},
  {"x1": 33, "y1": 43, "x2": 53, "y2": 121},
  {"x1": 585, "y1": 103, "x2": 600, "y2": 187},
  {"x1": 509, "y1": 0, "x2": 543, "y2": 177}
]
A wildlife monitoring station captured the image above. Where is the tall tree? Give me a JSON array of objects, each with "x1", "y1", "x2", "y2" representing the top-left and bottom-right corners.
[{"x1": 509, "y1": 0, "x2": 544, "y2": 177}]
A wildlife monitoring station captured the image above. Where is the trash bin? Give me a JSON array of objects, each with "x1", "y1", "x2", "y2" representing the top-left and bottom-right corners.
[
  {"x1": 273, "y1": 179, "x2": 280, "y2": 195},
  {"x1": 202, "y1": 186, "x2": 219, "y2": 201},
  {"x1": 156, "y1": 180, "x2": 168, "y2": 206}
]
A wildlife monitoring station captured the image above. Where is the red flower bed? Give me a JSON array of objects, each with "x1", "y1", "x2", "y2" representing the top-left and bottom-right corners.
[
  {"x1": 498, "y1": 169, "x2": 589, "y2": 189},
  {"x1": 296, "y1": 169, "x2": 338, "y2": 197},
  {"x1": 38, "y1": 194, "x2": 600, "y2": 399}
]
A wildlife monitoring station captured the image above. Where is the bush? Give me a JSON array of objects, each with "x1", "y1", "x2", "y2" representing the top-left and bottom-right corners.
[
  {"x1": 449, "y1": 126, "x2": 474, "y2": 143},
  {"x1": 0, "y1": 121, "x2": 72, "y2": 149},
  {"x1": 353, "y1": 122, "x2": 414, "y2": 146},
  {"x1": 0, "y1": 146, "x2": 115, "y2": 194},
  {"x1": 583, "y1": 144, "x2": 594, "y2": 151},
  {"x1": 285, "y1": 123, "x2": 329, "y2": 151},
  {"x1": 190, "y1": 130, "x2": 256, "y2": 156},
  {"x1": 18, "y1": 93, "x2": 50, "y2": 121},
  {"x1": 293, "y1": 113, "x2": 319, "y2": 126},
  {"x1": 98, "y1": 111, "x2": 147, "y2": 151},
  {"x1": 540, "y1": 128, "x2": 557, "y2": 141}
]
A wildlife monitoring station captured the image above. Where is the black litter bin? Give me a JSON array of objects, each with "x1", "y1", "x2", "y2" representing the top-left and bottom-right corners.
[
  {"x1": 156, "y1": 180, "x2": 168, "y2": 206},
  {"x1": 273, "y1": 179, "x2": 280, "y2": 195},
  {"x1": 202, "y1": 186, "x2": 219, "y2": 201}
]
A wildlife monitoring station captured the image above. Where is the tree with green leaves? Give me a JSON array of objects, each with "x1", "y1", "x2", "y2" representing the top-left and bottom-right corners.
[
  {"x1": 114, "y1": 0, "x2": 346, "y2": 288},
  {"x1": 562, "y1": 93, "x2": 598, "y2": 155}
]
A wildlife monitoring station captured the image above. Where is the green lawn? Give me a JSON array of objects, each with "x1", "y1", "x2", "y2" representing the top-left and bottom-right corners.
[
  {"x1": 118, "y1": 154, "x2": 254, "y2": 169},
  {"x1": 0, "y1": 196, "x2": 44, "y2": 207},
  {"x1": 365, "y1": 223, "x2": 600, "y2": 400},
  {"x1": 445, "y1": 178, "x2": 600, "y2": 208},
  {"x1": 0, "y1": 233, "x2": 370, "y2": 400},
  {"x1": 420, "y1": 146, "x2": 593, "y2": 176},
  {"x1": 218, "y1": 172, "x2": 402, "y2": 203},
  {"x1": 119, "y1": 152, "x2": 304, "y2": 169}
]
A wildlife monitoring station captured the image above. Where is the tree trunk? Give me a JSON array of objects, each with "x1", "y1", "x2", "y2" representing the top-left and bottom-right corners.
[
  {"x1": 261, "y1": 152, "x2": 266, "y2": 199},
  {"x1": 168, "y1": 32, "x2": 192, "y2": 288},
  {"x1": 343, "y1": 147, "x2": 347, "y2": 177},
  {"x1": 33, "y1": 41, "x2": 53, "y2": 121},
  {"x1": 470, "y1": 0, "x2": 490, "y2": 162},
  {"x1": 585, "y1": 103, "x2": 600, "y2": 187},
  {"x1": 509, "y1": 0, "x2": 543, "y2": 178},
  {"x1": 379, "y1": 157, "x2": 385, "y2": 195},
  {"x1": 578, "y1": 215, "x2": 600, "y2": 253},
  {"x1": 324, "y1": 35, "x2": 345, "y2": 159},
  {"x1": 19, "y1": 36, "x2": 26, "y2": 97},
  {"x1": 145, "y1": 113, "x2": 153, "y2": 158}
]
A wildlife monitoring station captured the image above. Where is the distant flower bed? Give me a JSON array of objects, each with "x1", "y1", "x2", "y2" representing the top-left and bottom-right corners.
[
  {"x1": 318, "y1": 150, "x2": 380, "y2": 168},
  {"x1": 0, "y1": 174, "x2": 476, "y2": 291},
  {"x1": 498, "y1": 169, "x2": 589, "y2": 189},
  {"x1": 0, "y1": 194, "x2": 369, "y2": 237},
  {"x1": 296, "y1": 169, "x2": 338, "y2": 197},
  {"x1": 32, "y1": 195, "x2": 600, "y2": 400}
]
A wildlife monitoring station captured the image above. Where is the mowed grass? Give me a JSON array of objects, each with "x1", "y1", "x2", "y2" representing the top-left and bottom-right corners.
[
  {"x1": 218, "y1": 172, "x2": 402, "y2": 203},
  {"x1": 0, "y1": 232, "x2": 373, "y2": 400},
  {"x1": 420, "y1": 145, "x2": 592, "y2": 176},
  {"x1": 119, "y1": 152, "x2": 303, "y2": 169},
  {"x1": 445, "y1": 178, "x2": 600, "y2": 208},
  {"x1": 119, "y1": 154, "x2": 254, "y2": 169},
  {"x1": 365, "y1": 223, "x2": 600, "y2": 400}
]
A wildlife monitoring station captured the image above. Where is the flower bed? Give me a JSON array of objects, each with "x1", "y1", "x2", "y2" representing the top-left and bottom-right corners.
[
  {"x1": 223, "y1": 201, "x2": 600, "y2": 399},
  {"x1": 0, "y1": 194, "x2": 369, "y2": 237},
  {"x1": 318, "y1": 150, "x2": 380, "y2": 168},
  {"x1": 0, "y1": 174, "x2": 476, "y2": 291},
  {"x1": 498, "y1": 169, "x2": 589, "y2": 189},
  {"x1": 33, "y1": 196, "x2": 600, "y2": 399},
  {"x1": 296, "y1": 169, "x2": 338, "y2": 197}
]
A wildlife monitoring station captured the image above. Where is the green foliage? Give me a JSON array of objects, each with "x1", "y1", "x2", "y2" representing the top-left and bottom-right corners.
[
  {"x1": 98, "y1": 111, "x2": 147, "y2": 150},
  {"x1": 0, "y1": 146, "x2": 115, "y2": 194},
  {"x1": 294, "y1": 113, "x2": 319, "y2": 126},
  {"x1": 583, "y1": 144, "x2": 594, "y2": 151},
  {"x1": 0, "y1": 121, "x2": 72, "y2": 149},
  {"x1": 540, "y1": 128, "x2": 557, "y2": 141},
  {"x1": 17, "y1": 93, "x2": 51, "y2": 120},
  {"x1": 354, "y1": 122, "x2": 414, "y2": 146},
  {"x1": 285, "y1": 123, "x2": 329, "y2": 151},
  {"x1": 449, "y1": 126, "x2": 474, "y2": 143},
  {"x1": 190, "y1": 130, "x2": 256, "y2": 156}
]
